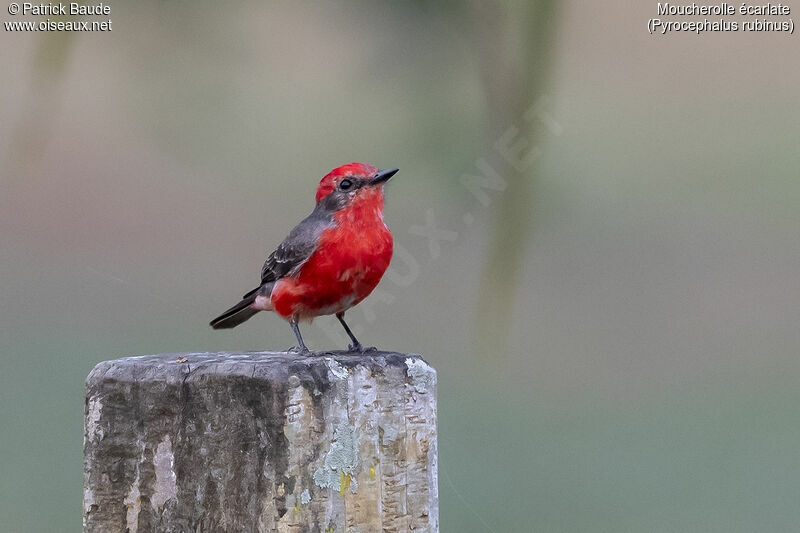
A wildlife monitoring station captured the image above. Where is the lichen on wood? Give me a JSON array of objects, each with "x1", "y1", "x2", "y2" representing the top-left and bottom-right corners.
[{"x1": 83, "y1": 351, "x2": 438, "y2": 533}]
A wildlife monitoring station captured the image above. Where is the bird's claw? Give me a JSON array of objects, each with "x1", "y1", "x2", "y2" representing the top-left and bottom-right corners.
[
  {"x1": 348, "y1": 343, "x2": 377, "y2": 353},
  {"x1": 288, "y1": 345, "x2": 311, "y2": 355}
]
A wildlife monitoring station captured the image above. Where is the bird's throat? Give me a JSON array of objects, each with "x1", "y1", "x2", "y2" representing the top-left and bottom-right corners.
[{"x1": 336, "y1": 188, "x2": 385, "y2": 226}]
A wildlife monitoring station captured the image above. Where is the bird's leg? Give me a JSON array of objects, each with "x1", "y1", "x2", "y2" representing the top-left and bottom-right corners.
[
  {"x1": 336, "y1": 312, "x2": 375, "y2": 352},
  {"x1": 288, "y1": 317, "x2": 310, "y2": 355}
]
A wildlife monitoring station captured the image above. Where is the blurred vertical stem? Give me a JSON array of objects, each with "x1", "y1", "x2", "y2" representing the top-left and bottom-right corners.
[
  {"x1": 470, "y1": 0, "x2": 559, "y2": 361},
  {"x1": 7, "y1": 30, "x2": 74, "y2": 186}
]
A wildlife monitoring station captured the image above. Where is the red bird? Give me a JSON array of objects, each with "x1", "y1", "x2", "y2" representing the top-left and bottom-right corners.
[{"x1": 210, "y1": 163, "x2": 398, "y2": 353}]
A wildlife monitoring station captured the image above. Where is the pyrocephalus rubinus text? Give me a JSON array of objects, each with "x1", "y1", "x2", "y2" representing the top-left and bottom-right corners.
[{"x1": 210, "y1": 163, "x2": 398, "y2": 353}]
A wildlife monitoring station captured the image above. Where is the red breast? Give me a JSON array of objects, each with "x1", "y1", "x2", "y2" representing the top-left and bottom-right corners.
[{"x1": 270, "y1": 179, "x2": 393, "y2": 320}]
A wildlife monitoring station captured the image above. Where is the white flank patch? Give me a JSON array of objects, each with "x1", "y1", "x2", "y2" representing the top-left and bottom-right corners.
[
  {"x1": 123, "y1": 469, "x2": 141, "y2": 533},
  {"x1": 151, "y1": 435, "x2": 178, "y2": 510},
  {"x1": 86, "y1": 397, "x2": 103, "y2": 443}
]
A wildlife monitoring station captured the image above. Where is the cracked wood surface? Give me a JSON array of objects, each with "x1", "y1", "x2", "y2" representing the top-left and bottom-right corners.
[{"x1": 83, "y1": 351, "x2": 438, "y2": 533}]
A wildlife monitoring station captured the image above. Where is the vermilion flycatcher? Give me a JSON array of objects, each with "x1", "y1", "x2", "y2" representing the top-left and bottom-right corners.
[{"x1": 210, "y1": 163, "x2": 398, "y2": 353}]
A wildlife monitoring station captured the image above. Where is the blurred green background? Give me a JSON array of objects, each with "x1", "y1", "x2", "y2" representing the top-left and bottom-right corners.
[{"x1": 2, "y1": 1, "x2": 800, "y2": 531}]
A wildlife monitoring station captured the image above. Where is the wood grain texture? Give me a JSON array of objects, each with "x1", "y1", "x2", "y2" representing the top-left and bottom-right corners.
[{"x1": 83, "y1": 351, "x2": 438, "y2": 533}]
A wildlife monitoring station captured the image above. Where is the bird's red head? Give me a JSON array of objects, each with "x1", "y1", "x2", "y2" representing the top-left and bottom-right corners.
[{"x1": 315, "y1": 163, "x2": 399, "y2": 204}]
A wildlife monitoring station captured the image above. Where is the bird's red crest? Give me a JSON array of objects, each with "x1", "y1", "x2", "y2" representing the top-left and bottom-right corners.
[{"x1": 316, "y1": 162, "x2": 378, "y2": 203}]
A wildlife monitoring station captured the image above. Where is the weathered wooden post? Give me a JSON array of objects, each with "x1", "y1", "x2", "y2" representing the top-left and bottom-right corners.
[{"x1": 83, "y1": 351, "x2": 438, "y2": 532}]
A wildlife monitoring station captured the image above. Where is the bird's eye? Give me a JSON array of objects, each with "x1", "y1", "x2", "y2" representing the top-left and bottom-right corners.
[{"x1": 339, "y1": 179, "x2": 353, "y2": 191}]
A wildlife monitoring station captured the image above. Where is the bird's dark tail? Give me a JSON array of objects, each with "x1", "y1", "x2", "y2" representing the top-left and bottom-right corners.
[{"x1": 210, "y1": 293, "x2": 260, "y2": 329}]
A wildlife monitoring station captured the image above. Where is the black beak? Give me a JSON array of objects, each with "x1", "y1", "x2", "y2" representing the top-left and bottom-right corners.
[{"x1": 370, "y1": 168, "x2": 399, "y2": 185}]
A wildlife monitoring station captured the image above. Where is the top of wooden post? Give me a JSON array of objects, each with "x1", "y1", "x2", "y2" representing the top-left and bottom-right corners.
[{"x1": 86, "y1": 350, "x2": 434, "y2": 387}]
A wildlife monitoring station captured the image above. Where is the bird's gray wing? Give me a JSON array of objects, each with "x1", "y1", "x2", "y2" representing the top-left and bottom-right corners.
[{"x1": 258, "y1": 205, "x2": 334, "y2": 287}]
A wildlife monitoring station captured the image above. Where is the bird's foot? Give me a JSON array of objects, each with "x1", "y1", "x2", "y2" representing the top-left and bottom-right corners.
[
  {"x1": 288, "y1": 345, "x2": 311, "y2": 355},
  {"x1": 348, "y1": 343, "x2": 378, "y2": 353}
]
